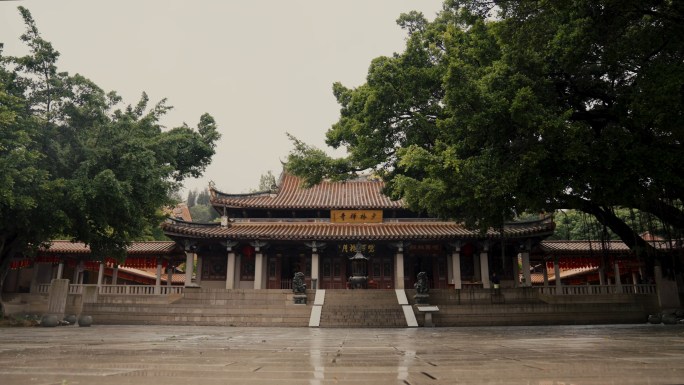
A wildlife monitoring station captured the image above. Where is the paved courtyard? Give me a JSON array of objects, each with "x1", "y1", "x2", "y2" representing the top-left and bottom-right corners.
[{"x1": 0, "y1": 324, "x2": 683, "y2": 384}]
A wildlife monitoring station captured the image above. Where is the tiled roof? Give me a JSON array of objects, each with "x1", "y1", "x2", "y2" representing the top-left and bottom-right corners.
[
  {"x1": 210, "y1": 172, "x2": 404, "y2": 210},
  {"x1": 161, "y1": 218, "x2": 555, "y2": 241},
  {"x1": 169, "y1": 203, "x2": 193, "y2": 222},
  {"x1": 537, "y1": 240, "x2": 631, "y2": 254},
  {"x1": 39, "y1": 241, "x2": 182, "y2": 255}
]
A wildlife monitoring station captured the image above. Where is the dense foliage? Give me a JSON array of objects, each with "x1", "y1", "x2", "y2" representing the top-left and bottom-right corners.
[
  {"x1": 287, "y1": 0, "x2": 684, "y2": 261},
  {"x1": 186, "y1": 188, "x2": 219, "y2": 223},
  {"x1": 0, "y1": 7, "x2": 220, "y2": 283}
]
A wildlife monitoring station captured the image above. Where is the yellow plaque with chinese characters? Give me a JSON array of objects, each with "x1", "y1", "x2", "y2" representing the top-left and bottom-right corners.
[{"x1": 330, "y1": 210, "x2": 383, "y2": 223}]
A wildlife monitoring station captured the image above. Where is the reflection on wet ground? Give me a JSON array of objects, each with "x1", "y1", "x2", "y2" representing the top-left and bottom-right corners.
[{"x1": 0, "y1": 324, "x2": 683, "y2": 384}]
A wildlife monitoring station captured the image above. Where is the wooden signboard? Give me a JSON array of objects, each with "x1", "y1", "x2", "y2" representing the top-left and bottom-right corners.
[{"x1": 330, "y1": 210, "x2": 383, "y2": 223}]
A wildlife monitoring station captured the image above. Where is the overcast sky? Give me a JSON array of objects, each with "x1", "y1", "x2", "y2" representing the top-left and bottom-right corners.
[{"x1": 1, "y1": 0, "x2": 444, "y2": 194}]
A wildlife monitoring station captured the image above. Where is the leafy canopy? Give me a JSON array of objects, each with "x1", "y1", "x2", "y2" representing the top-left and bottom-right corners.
[
  {"x1": 0, "y1": 7, "x2": 220, "y2": 273},
  {"x1": 287, "y1": 0, "x2": 684, "y2": 253}
]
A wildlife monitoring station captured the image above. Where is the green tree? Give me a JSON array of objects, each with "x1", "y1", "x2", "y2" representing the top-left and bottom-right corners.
[
  {"x1": 186, "y1": 189, "x2": 197, "y2": 208},
  {"x1": 287, "y1": 1, "x2": 684, "y2": 265},
  {"x1": 0, "y1": 7, "x2": 220, "y2": 288},
  {"x1": 187, "y1": 188, "x2": 219, "y2": 222},
  {"x1": 257, "y1": 170, "x2": 277, "y2": 191},
  {"x1": 196, "y1": 188, "x2": 210, "y2": 205}
]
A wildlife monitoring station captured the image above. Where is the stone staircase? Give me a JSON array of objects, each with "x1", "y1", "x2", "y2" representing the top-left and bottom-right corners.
[
  {"x1": 319, "y1": 290, "x2": 407, "y2": 328},
  {"x1": 83, "y1": 289, "x2": 313, "y2": 327}
]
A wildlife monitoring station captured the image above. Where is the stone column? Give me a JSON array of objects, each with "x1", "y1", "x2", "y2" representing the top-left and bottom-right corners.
[
  {"x1": 311, "y1": 251, "x2": 319, "y2": 289},
  {"x1": 56, "y1": 262, "x2": 64, "y2": 280},
  {"x1": 72, "y1": 261, "x2": 80, "y2": 284},
  {"x1": 254, "y1": 252, "x2": 264, "y2": 290},
  {"x1": 480, "y1": 242, "x2": 490, "y2": 289},
  {"x1": 251, "y1": 241, "x2": 268, "y2": 290},
  {"x1": 543, "y1": 261, "x2": 549, "y2": 287},
  {"x1": 167, "y1": 265, "x2": 173, "y2": 287},
  {"x1": 394, "y1": 242, "x2": 405, "y2": 289},
  {"x1": 554, "y1": 256, "x2": 562, "y2": 292},
  {"x1": 225, "y1": 241, "x2": 238, "y2": 290},
  {"x1": 450, "y1": 242, "x2": 462, "y2": 290},
  {"x1": 184, "y1": 250, "x2": 194, "y2": 287},
  {"x1": 262, "y1": 254, "x2": 268, "y2": 289},
  {"x1": 97, "y1": 262, "x2": 105, "y2": 288},
  {"x1": 521, "y1": 245, "x2": 532, "y2": 287},
  {"x1": 305, "y1": 241, "x2": 325, "y2": 290},
  {"x1": 614, "y1": 262, "x2": 622, "y2": 292},
  {"x1": 155, "y1": 262, "x2": 163, "y2": 294},
  {"x1": 112, "y1": 264, "x2": 119, "y2": 285}
]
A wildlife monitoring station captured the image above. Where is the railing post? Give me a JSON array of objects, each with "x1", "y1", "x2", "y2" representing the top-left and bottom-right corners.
[
  {"x1": 553, "y1": 256, "x2": 562, "y2": 294},
  {"x1": 155, "y1": 262, "x2": 163, "y2": 295}
]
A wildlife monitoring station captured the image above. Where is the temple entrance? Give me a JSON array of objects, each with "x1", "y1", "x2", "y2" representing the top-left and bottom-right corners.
[
  {"x1": 320, "y1": 256, "x2": 347, "y2": 289},
  {"x1": 405, "y1": 244, "x2": 449, "y2": 289},
  {"x1": 271, "y1": 252, "x2": 310, "y2": 289},
  {"x1": 368, "y1": 256, "x2": 393, "y2": 289}
]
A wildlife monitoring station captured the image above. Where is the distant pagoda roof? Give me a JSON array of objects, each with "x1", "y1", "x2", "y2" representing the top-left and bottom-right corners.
[
  {"x1": 210, "y1": 172, "x2": 404, "y2": 210},
  {"x1": 161, "y1": 217, "x2": 556, "y2": 242}
]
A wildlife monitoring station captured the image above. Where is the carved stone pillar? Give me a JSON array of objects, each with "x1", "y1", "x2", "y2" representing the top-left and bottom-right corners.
[
  {"x1": 554, "y1": 255, "x2": 562, "y2": 292},
  {"x1": 167, "y1": 265, "x2": 173, "y2": 287},
  {"x1": 183, "y1": 240, "x2": 197, "y2": 288},
  {"x1": 480, "y1": 242, "x2": 490, "y2": 289},
  {"x1": 449, "y1": 242, "x2": 462, "y2": 289},
  {"x1": 225, "y1": 241, "x2": 238, "y2": 289},
  {"x1": 155, "y1": 262, "x2": 163, "y2": 294},
  {"x1": 112, "y1": 264, "x2": 119, "y2": 285},
  {"x1": 96, "y1": 262, "x2": 105, "y2": 288},
  {"x1": 521, "y1": 240, "x2": 532, "y2": 287},
  {"x1": 305, "y1": 241, "x2": 326, "y2": 290},
  {"x1": 543, "y1": 260, "x2": 549, "y2": 287},
  {"x1": 251, "y1": 241, "x2": 268, "y2": 290},
  {"x1": 56, "y1": 262, "x2": 64, "y2": 280},
  {"x1": 184, "y1": 250, "x2": 195, "y2": 288},
  {"x1": 389, "y1": 242, "x2": 405, "y2": 289}
]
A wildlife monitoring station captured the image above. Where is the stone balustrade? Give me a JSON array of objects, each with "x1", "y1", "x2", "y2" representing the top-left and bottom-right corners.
[{"x1": 537, "y1": 284, "x2": 656, "y2": 296}]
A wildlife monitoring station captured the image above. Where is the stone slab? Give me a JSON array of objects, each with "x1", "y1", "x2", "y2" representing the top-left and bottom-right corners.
[
  {"x1": 308, "y1": 305, "x2": 322, "y2": 327},
  {"x1": 394, "y1": 289, "x2": 408, "y2": 305},
  {"x1": 0, "y1": 324, "x2": 683, "y2": 384},
  {"x1": 417, "y1": 305, "x2": 439, "y2": 312},
  {"x1": 402, "y1": 305, "x2": 418, "y2": 327},
  {"x1": 313, "y1": 289, "x2": 325, "y2": 305}
]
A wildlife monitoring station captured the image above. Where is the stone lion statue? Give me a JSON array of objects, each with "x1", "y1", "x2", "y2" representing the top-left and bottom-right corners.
[
  {"x1": 414, "y1": 271, "x2": 429, "y2": 294},
  {"x1": 292, "y1": 271, "x2": 306, "y2": 294}
]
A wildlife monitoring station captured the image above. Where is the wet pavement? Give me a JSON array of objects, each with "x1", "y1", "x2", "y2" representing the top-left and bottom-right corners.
[{"x1": 0, "y1": 324, "x2": 683, "y2": 384}]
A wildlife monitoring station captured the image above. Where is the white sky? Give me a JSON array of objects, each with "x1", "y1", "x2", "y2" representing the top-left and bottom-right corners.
[{"x1": 0, "y1": 0, "x2": 444, "y2": 194}]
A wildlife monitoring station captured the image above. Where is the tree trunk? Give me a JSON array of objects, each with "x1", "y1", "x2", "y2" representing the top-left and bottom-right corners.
[
  {"x1": 639, "y1": 199, "x2": 684, "y2": 232},
  {"x1": 579, "y1": 201, "x2": 659, "y2": 260}
]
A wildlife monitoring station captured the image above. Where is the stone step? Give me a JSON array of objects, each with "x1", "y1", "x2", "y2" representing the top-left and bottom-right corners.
[
  {"x1": 83, "y1": 290, "x2": 312, "y2": 327},
  {"x1": 319, "y1": 289, "x2": 406, "y2": 327}
]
